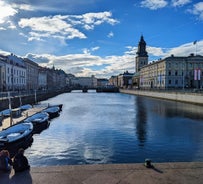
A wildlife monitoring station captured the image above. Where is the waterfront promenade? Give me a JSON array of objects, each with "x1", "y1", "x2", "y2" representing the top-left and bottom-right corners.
[
  {"x1": 120, "y1": 89, "x2": 203, "y2": 105},
  {"x1": 0, "y1": 162, "x2": 203, "y2": 184}
]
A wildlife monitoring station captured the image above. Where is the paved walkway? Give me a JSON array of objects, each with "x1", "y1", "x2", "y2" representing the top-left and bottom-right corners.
[{"x1": 0, "y1": 162, "x2": 203, "y2": 184}]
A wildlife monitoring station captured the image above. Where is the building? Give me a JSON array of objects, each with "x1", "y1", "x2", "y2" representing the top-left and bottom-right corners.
[
  {"x1": 0, "y1": 55, "x2": 6, "y2": 91},
  {"x1": 71, "y1": 75, "x2": 97, "y2": 88},
  {"x1": 109, "y1": 76, "x2": 118, "y2": 86},
  {"x1": 97, "y1": 78, "x2": 109, "y2": 87},
  {"x1": 132, "y1": 36, "x2": 203, "y2": 90},
  {"x1": 117, "y1": 71, "x2": 134, "y2": 88},
  {"x1": 135, "y1": 35, "x2": 148, "y2": 73},
  {"x1": 140, "y1": 54, "x2": 203, "y2": 89},
  {"x1": 23, "y1": 58, "x2": 39, "y2": 91},
  {"x1": 4, "y1": 54, "x2": 26, "y2": 91},
  {"x1": 132, "y1": 35, "x2": 149, "y2": 88},
  {"x1": 38, "y1": 67, "x2": 48, "y2": 90}
]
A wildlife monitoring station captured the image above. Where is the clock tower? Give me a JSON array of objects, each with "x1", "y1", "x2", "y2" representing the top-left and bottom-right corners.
[{"x1": 135, "y1": 35, "x2": 148, "y2": 72}]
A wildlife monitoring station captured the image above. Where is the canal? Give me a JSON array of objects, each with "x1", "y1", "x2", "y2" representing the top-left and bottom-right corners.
[{"x1": 26, "y1": 91, "x2": 203, "y2": 166}]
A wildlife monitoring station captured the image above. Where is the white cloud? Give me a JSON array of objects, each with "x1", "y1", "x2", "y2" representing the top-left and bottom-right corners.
[
  {"x1": 188, "y1": 2, "x2": 203, "y2": 20},
  {"x1": 147, "y1": 46, "x2": 165, "y2": 56},
  {"x1": 164, "y1": 40, "x2": 203, "y2": 57},
  {"x1": 91, "y1": 46, "x2": 100, "y2": 51},
  {"x1": 140, "y1": 0, "x2": 168, "y2": 10},
  {"x1": 107, "y1": 31, "x2": 114, "y2": 38},
  {"x1": 11, "y1": 3, "x2": 34, "y2": 11},
  {"x1": 18, "y1": 12, "x2": 118, "y2": 42},
  {"x1": 19, "y1": 15, "x2": 87, "y2": 42},
  {"x1": 0, "y1": 2, "x2": 17, "y2": 24},
  {"x1": 171, "y1": 0, "x2": 191, "y2": 7},
  {"x1": 82, "y1": 48, "x2": 91, "y2": 55},
  {"x1": 67, "y1": 12, "x2": 119, "y2": 30}
]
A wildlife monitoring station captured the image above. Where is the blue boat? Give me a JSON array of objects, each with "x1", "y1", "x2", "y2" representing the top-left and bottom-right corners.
[{"x1": 0, "y1": 122, "x2": 33, "y2": 150}]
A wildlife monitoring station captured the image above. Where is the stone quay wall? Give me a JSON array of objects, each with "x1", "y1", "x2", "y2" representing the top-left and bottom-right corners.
[
  {"x1": 120, "y1": 89, "x2": 203, "y2": 105},
  {"x1": 0, "y1": 90, "x2": 66, "y2": 111}
]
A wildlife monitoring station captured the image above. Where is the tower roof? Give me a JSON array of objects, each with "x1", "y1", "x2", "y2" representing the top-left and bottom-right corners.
[{"x1": 136, "y1": 35, "x2": 148, "y2": 57}]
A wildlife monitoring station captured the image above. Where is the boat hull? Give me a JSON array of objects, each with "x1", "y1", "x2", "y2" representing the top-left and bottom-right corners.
[
  {"x1": 0, "y1": 122, "x2": 33, "y2": 151},
  {"x1": 32, "y1": 120, "x2": 50, "y2": 134}
]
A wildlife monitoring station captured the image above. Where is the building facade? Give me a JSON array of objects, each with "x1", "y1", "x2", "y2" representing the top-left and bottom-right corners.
[
  {"x1": 71, "y1": 75, "x2": 97, "y2": 88},
  {"x1": 5, "y1": 54, "x2": 26, "y2": 91},
  {"x1": 117, "y1": 71, "x2": 134, "y2": 88},
  {"x1": 0, "y1": 55, "x2": 7, "y2": 91},
  {"x1": 24, "y1": 58, "x2": 39, "y2": 91},
  {"x1": 140, "y1": 54, "x2": 203, "y2": 89}
]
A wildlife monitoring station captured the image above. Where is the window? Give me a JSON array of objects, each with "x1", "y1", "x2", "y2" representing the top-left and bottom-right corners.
[
  {"x1": 175, "y1": 80, "x2": 178, "y2": 85},
  {"x1": 168, "y1": 70, "x2": 171, "y2": 76},
  {"x1": 169, "y1": 80, "x2": 171, "y2": 84},
  {"x1": 175, "y1": 71, "x2": 178, "y2": 76}
]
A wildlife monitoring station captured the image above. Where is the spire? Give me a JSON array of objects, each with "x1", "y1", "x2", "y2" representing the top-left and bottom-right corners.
[{"x1": 136, "y1": 35, "x2": 148, "y2": 57}]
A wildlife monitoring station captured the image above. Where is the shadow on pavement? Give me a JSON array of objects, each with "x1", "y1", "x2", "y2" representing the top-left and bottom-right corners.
[{"x1": 0, "y1": 170, "x2": 32, "y2": 184}]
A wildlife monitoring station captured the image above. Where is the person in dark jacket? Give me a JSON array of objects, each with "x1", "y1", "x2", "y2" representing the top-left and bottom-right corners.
[
  {"x1": 0, "y1": 150, "x2": 12, "y2": 172},
  {"x1": 13, "y1": 148, "x2": 30, "y2": 173}
]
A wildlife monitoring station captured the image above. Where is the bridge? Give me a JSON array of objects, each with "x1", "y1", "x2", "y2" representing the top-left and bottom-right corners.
[{"x1": 66, "y1": 86, "x2": 119, "y2": 93}]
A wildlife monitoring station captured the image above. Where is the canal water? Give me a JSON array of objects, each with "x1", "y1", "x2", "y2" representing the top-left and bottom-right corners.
[{"x1": 26, "y1": 91, "x2": 203, "y2": 166}]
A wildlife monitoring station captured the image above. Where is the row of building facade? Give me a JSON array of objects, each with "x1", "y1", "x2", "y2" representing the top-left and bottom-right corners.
[
  {"x1": 0, "y1": 53, "x2": 69, "y2": 92},
  {"x1": 109, "y1": 36, "x2": 203, "y2": 90},
  {"x1": 1, "y1": 36, "x2": 202, "y2": 92},
  {"x1": 0, "y1": 53, "x2": 109, "y2": 92}
]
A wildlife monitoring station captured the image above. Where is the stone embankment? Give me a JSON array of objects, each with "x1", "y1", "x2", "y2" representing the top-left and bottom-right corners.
[
  {"x1": 0, "y1": 90, "x2": 67, "y2": 111},
  {"x1": 120, "y1": 89, "x2": 203, "y2": 105},
  {"x1": 1, "y1": 162, "x2": 203, "y2": 184}
]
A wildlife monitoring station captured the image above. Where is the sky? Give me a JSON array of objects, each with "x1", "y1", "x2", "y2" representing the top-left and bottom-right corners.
[{"x1": 0, "y1": 0, "x2": 203, "y2": 78}]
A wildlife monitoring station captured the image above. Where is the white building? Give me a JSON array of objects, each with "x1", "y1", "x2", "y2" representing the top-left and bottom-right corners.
[
  {"x1": 140, "y1": 54, "x2": 203, "y2": 89},
  {"x1": 2, "y1": 54, "x2": 27, "y2": 91}
]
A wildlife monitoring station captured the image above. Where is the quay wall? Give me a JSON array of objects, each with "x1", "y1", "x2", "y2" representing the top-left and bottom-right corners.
[
  {"x1": 120, "y1": 89, "x2": 203, "y2": 105},
  {"x1": 0, "y1": 90, "x2": 66, "y2": 111}
]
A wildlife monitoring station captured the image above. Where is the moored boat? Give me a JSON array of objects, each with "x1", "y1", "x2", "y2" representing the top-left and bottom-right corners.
[
  {"x1": 48, "y1": 104, "x2": 63, "y2": 112},
  {"x1": 0, "y1": 109, "x2": 11, "y2": 117},
  {"x1": 43, "y1": 106, "x2": 60, "y2": 119},
  {"x1": 20, "y1": 104, "x2": 32, "y2": 111},
  {"x1": 24, "y1": 112, "x2": 49, "y2": 134},
  {"x1": 0, "y1": 122, "x2": 33, "y2": 150}
]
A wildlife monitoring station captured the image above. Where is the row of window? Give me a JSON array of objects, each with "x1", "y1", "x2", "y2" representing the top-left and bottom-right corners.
[
  {"x1": 7, "y1": 67, "x2": 26, "y2": 77},
  {"x1": 168, "y1": 62, "x2": 203, "y2": 68},
  {"x1": 141, "y1": 79, "x2": 184, "y2": 86},
  {"x1": 7, "y1": 76, "x2": 26, "y2": 85}
]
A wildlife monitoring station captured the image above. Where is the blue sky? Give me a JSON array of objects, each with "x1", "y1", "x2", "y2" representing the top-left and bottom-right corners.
[{"x1": 0, "y1": 0, "x2": 203, "y2": 78}]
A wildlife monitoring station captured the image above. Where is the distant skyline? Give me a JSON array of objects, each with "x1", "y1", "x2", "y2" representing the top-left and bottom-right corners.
[{"x1": 0, "y1": 0, "x2": 203, "y2": 78}]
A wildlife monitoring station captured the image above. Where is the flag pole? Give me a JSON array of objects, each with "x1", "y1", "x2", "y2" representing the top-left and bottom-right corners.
[{"x1": 193, "y1": 40, "x2": 197, "y2": 56}]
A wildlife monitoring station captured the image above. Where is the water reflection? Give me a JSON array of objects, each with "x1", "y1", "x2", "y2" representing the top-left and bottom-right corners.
[
  {"x1": 135, "y1": 97, "x2": 147, "y2": 146},
  {"x1": 147, "y1": 97, "x2": 203, "y2": 120},
  {"x1": 24, "y1": 92, "x2": 203, "y2": 166}
]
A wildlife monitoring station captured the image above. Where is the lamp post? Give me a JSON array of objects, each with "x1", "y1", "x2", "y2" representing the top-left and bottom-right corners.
[
  {"x1": 34, "y1": 89, "x2": 37, "y2": 104},
  {"x1": 182, "y1": 62, "x2": 185, "y2": 90},
  {"x1": 8, "y1": 91, "x2": 13, "y2": 126}
]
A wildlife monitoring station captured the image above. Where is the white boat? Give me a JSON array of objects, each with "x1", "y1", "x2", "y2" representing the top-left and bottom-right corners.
[
  {"x1": 24, "y1": 112, "x2": 49, "y2": 133},
  {"x1": 0, "y1": 122, "x2": 33, "y2": 149}
]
